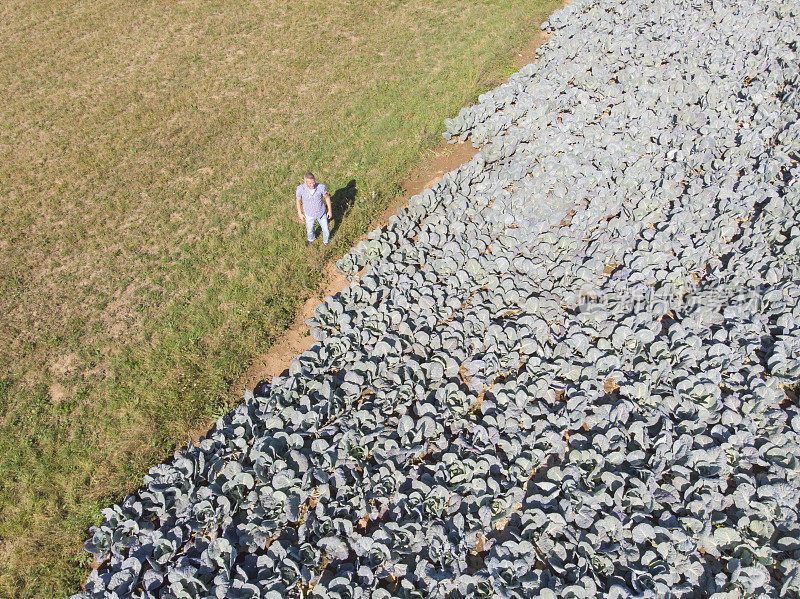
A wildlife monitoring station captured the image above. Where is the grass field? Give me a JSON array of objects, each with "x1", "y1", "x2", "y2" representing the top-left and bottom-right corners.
[{"x1": 0, "y1": 0, "x2": 558, "y2": 596}]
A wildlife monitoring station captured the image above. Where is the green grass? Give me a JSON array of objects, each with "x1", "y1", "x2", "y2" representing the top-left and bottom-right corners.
[{"x1": 0, "y1": 0, "x2": 558, "y2": 596}]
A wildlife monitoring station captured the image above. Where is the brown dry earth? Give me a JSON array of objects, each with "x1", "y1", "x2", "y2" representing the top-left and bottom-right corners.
[{"x1": 232, "y1": 29, "x2": 554, "y2": 397}]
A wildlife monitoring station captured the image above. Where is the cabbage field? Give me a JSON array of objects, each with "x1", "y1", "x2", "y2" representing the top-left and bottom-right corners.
[{"x1": 74, "y1": 0, "x2": 800, "y2": 596}]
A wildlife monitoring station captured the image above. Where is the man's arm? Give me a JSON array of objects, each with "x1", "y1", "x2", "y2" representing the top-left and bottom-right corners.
[
  {"x1": 296, "y1": 196, "x2": 304, "y2": 223},
  {"x1": 324, "y1": 193, "x2": 332, "y2": 219}
]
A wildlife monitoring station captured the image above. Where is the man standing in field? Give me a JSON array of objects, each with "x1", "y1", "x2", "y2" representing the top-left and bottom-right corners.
[{"x1": 296, "y1": 171, "x2": 333, "y2": 246}]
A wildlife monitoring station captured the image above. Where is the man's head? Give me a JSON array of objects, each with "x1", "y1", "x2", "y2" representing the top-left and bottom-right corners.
[{"x1": 304, "y1": 171, "x2": 315, "y2": 189}]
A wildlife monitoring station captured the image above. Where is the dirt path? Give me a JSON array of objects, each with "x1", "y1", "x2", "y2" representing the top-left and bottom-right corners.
[{"x1": 231, "y1": 28, "x2": 555, "y2": 397}]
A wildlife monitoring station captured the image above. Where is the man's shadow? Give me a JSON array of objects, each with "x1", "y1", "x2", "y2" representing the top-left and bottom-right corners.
[{"x1": 329, "y1": 179, "x2": 357, "y2": 239}]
